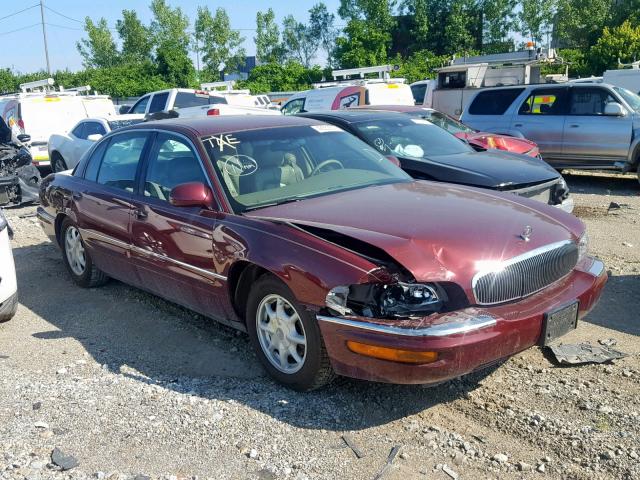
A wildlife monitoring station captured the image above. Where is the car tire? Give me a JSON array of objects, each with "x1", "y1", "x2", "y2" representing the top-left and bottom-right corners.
[
  {"x1": 0, "y1": 292, "x2": 18, "y2": 323},
  {"x1": 60, "y1": 218, "x2": 108, "y2": 288},
  {"x1": 51, "y1": 153, "x2": 68, "y2": 173},
  {"x1": 246, "y1": 274, "x2": 335, "y2": 391}
]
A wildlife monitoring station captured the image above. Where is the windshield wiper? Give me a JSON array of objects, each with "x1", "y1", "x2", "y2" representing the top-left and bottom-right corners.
[{"x1": 242, "y1": 195, "x2": 311, "y2": 212}]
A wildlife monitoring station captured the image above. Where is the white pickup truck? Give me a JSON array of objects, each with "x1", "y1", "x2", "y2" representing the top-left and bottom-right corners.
[{"x1": 126, "y1": 88, "x2": 280, "y2": 118}]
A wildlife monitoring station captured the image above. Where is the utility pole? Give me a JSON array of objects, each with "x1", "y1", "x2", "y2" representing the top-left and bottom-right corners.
[{"x1": 39, "y1": 0, "x2": 51, "y2": 75}]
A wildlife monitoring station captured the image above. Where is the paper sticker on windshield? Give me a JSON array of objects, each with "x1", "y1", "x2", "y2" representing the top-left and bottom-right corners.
[
  {"x1": 310, "y1": 125, "x2": 342, "y2": 133},
  {"x1": 223, "y1": 155, "x2": 258, "y2": 176},
  {"x1": 203, "y1": 134, "x2": 240, "y2": 152},
  {"x1": 411, "y1": 119, "x2": 433, "y2": 125}
]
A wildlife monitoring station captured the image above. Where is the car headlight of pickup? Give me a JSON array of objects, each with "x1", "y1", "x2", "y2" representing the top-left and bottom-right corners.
[
  {"x1": 326, "y1": 282, "x2": 446, "y2": 318},
  {"x1": 578, "y1": 231, "x2": 589, "y2": 262}
]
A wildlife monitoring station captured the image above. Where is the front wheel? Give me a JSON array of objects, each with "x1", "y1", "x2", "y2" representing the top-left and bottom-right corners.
[
  {"x1": 246, "y1": 275, "x2": 334, "y2": 391},
  {"x1": 51, "y1": 153, "x2": 68, "y2": 173},
  {"x1": 60, "y1": 218, "x2": 108, "y2": 288}
]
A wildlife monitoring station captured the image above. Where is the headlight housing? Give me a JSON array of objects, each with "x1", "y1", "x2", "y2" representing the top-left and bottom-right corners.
[
  {"x1": 578, "y1": 231, "x2": 589, "y2": 261},
  {"x1": 326, "y1": 282, "x2": 446, "y2": 319}
]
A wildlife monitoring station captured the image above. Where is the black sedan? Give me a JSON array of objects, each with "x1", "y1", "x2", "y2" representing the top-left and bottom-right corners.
[{"x1": 299, "y1": 110, "x2": 573, "y2": 212}]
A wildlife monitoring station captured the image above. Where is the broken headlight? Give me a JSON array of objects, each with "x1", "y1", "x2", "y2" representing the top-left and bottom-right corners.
[{"x1": 326, "y1": 282, "x2": 446, "y2": 319}]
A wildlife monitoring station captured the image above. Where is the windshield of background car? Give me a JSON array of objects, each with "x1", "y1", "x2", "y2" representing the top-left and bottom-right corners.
[
  {"x1": 202, "y1": 125, "x2": 411, "y2": 213},
  {"x1": 408, "y1": 110, "x2": 474, "y2": 135},
  {"x1": 613, "y1": 86, "x2": 640, "y2": 112},
  {"x1": 353, "y1": 117, "x2": 473, "y2": 158}
]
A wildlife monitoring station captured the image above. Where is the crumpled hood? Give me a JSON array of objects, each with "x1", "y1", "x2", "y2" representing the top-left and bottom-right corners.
[
  {"x1": 246, "y1": 181, "x2": 583, "y2": 286},
  {"x1": 400, "y1": 150, "x2": 559, "y2": 189}
]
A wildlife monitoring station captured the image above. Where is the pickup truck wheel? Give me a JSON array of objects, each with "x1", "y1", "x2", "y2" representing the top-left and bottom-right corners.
[
  {"x1": 60, "y1": 218, "x2": 108, "y2": 288},
  {"x1": 51, "y1": 153, "x2": 68, "y2": 173},
  {"x1": 246, "y1": 274, "x2": 335, "y2": 391}
]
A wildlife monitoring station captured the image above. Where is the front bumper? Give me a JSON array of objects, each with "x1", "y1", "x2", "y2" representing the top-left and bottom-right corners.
[
  {"x1": 317, "y1": 258, "x2": 607, "y2": 384},
  {"x1": 36, "y1": 206, "x2": 57, "y2": 244}
]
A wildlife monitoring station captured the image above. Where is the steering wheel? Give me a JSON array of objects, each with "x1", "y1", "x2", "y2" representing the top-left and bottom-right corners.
[{"x1": 311, "y1": 159, "x2": 344, "y2": 176}]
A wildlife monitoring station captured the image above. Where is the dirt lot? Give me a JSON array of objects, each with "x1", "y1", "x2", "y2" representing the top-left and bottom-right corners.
[{"x1": 0, "y1": 171, "x2": 638, "y2": 480}]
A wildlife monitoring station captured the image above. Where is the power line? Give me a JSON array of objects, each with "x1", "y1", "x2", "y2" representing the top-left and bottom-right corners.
[
  {"x1": 0, "y1": 23, "x2": 40, "y2": 37},
  {"x1": 44, "y1": 5, "x2": 83, "y2": 24},
  {"x1": 0, "y1": 3, "x2": 39, "y2": 22},
  {"x1": 46, "y1": 22, "x2": 83, "y2": 31}
]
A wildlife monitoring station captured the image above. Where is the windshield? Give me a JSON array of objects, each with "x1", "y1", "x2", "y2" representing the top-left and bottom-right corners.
[
  {"x1": 613, "y1": 86, "x2": 640, "y2": 112},
  {"x1": 353, "y1": 117, "x2": 473, "y2": 158},
  {"x1": 108, "y1": 119, "x2": 144, "y2": 130},
  {"x1": 202, "y1": 125, "x2": 410, "y2": 213},
  {"x1": 409, "y1": 110, "x2": 474, "y2": 135}
]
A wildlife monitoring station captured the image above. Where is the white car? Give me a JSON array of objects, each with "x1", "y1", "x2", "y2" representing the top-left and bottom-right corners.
[
  {"x1": 48, "y1": 114, "x2": 144, "y2": 172},
  {"x1": 0, "y1": 209, "x2": 17, "y2": 323}
]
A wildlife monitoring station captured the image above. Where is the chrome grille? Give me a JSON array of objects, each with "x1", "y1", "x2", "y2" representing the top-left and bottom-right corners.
[{"x1": 473, "y1": 241, "x2": 579, "y2": 305}]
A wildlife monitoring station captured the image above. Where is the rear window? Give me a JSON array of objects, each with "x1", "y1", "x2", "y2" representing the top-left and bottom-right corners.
[
  {"x1": 468, "y1": 89, "x2": 525, "y2": 115},
  {"x1": 175, "y1": 92, "x2": 211, "y2": 109}
]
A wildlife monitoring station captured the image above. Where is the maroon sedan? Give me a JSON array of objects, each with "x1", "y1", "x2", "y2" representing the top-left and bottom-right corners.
[
  {"x1": 354, "y1": 105, "x2": 541, "y2": 158},
  {"x1": 37, "y1": 116, "x2": 606, "y2": 391}
]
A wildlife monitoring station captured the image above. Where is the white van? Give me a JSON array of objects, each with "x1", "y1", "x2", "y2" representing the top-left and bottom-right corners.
[
  {"x1": 0, "y1": 79, "x2": 115, "y2": 166},
  {"x1": 281, "y1": 65, "x2": 415, "y2": 115},
  {"x1": 603, "y1": 66, "x2": 640, "y2": 94}
]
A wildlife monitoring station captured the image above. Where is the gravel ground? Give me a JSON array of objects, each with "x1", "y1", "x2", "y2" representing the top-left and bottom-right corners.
[{"x1": 0, "y1": 171, "x2": 638, "y2": 480}]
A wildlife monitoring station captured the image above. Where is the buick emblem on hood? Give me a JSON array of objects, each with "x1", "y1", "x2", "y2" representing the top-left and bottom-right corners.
[{"x1": 520, "y1": 225, "x2": 533, "y2": 242}]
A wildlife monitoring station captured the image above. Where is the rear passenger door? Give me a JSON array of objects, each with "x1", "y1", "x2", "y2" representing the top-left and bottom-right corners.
[
  {"x1": 561, "y1": 86, "x2": 633, "y2": 168},
  {"x1": 129, "y1": 132, "x2": 226, "y2": 319},
  {"x1": 510, "y1": 87, "x2": 568, "y2": 165}
]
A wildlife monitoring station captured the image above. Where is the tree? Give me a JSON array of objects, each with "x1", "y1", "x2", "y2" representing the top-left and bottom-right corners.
[
  {"x1": 149, "y1": 0, "x2": 195, "y2": 87},
  {"x1": 238, "y1": 61, "x2": 324, "y2": 93},
  {"x1": 282, "y1": 16, "x2": 317, "y2": 67},
  {"x1": 309, "y1": 3, "x2": 337, "y2": 66},
  {"x1": 76, "y1": 17, "x2": 119, "y2": 69},
  {"x1": 518, "y1": 0, "x2": 556, "y2": 45},
  {"x1": 482, "y1": 0, "x2": 516, "y2": 47},
  {"x1": 553, "y1": 0, "x2": 614, "y2": 49},
  {"x1": 255, "y1": 8, "x2": 283, "y2": 64},
  {"x1": 195, "y1": 6, "x2": 246, "y2": 79},
  {"x1": 334, "y1": 0, "x2": 397, "y2": 68},
  {"x1": 590, "y1": 20, "x2": 640, "y2": 74},
  {"x1": 117, "y1": 10, "x2": 153, "y2": 63},
  {"x1": 443, "y1": 0, "x2": 480, "y2": 54}
]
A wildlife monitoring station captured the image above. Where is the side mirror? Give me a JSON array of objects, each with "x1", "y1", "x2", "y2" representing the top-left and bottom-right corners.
[
  {"x1": 385, "y1": 155, "x2": 401, "y2": 167},
  {"x1": 169, "y1": 182, "x2": 216, "y2": 209},
  {"x1": 604, "y1": 102, "x2": 625, "y2": 116},
  {"x1": 118, "y1": 105, "x2": 131, "y2": 114},
  {"x1": 17, "y1": 134, "x2": 31, "y2": 143},
  {"x1": 87, "y1": 134, "x2": 103, "y2": 142}
]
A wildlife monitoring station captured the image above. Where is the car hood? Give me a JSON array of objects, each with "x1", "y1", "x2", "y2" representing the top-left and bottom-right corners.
[
  {"x1": 246, "y1": 181, "x2": 583, "y2": 287},
  {"x1": 401, "y1": 150, "x2": 559, "y2": 189}
]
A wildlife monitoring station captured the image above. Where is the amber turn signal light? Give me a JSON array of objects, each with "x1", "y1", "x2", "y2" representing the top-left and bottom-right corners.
[{"x1": 346, "y1": 341, "x2": 439, "y2": 364}]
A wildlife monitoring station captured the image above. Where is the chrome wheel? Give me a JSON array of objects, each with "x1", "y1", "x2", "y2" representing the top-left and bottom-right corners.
[
  {"x1": 65, "y1": 226, "x2": 86, "y2": 276},
  {"x1": 256, "y1": 294, "x2": 307, "y2": 374}
]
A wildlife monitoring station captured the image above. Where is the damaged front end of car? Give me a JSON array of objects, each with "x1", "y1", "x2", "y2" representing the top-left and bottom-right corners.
[{"x1": 0, "y1": 143, "x2": 41, "y2": 207}]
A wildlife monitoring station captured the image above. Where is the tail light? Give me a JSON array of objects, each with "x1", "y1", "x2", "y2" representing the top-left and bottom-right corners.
[
  {"x1": 207, "y1": 108, "x2": 220, "y2": 116},
  {"x1": 18, "y1": 119, "x2": 25, "y2": 131}
]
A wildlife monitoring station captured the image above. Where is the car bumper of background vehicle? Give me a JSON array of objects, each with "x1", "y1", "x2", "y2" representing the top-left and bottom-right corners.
[
  {"x1": 317, "y1": 257, "x2": 606, "y2": 385},
  {"x1": 36, "y1": 207, "x2": 57, "y2": 243}
]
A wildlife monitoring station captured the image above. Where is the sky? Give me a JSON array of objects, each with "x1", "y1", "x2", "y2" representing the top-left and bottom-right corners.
[{"x1": 1, "y1": 0, "x2": 342, "y2": 73}]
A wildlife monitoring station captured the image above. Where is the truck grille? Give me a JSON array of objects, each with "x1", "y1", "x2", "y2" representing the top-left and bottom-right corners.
[{"x1": 473, "y1": 241, "x2": 579, "y2": 305}]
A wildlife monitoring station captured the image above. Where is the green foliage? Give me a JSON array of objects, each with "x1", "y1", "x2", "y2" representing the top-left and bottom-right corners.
[
  {"x1": 195, "y1": 6, "x2": 246, "y2": 78},
  {"x1": 238, "y1": 62, "x2": 324, "y2": 94},
  {"x1": 117, "y1": 10, "x2": 153, "y2": 63},
  {"x1": 590, "y1": 20, "x2": 640, "y2": 74},
  {"x1": 309, "y1": 3, "x2": 338, "y2": 66},
  {"x1": 390, "y1": 50, "x2": 449, "y2": 83},
  {"x1": 517, "y1": 0, "x2": 556, "y2": 44},
  {"x1": 282, "y1": 16, "x2": 317, "y2": 67},
  {"x1": 76, "y1": 17, "x2": 119, "y2": 69},
  {"x1": 255, "y1": 8, "x2": 284, "y2": 64}
]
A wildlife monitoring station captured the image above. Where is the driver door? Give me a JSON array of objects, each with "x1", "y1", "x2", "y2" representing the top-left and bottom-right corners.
[{"x1": 129, "y1": 132, "x2": 227, "y2": 318}]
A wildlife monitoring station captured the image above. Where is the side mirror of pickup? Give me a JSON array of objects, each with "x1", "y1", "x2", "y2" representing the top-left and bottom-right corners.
[{"x1": 604, "y1": 102, "x2": 626, "y2": 117}]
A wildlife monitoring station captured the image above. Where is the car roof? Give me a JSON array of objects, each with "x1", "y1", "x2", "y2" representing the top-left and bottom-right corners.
[
  {"x1": 353, "y1": 105, "x2": 435, "y2": 114},
  {"x1": 299, "y1": 109, "x2": 412, "y2": 124},
  {"x1": 128, "y1": 115, "x2": 326, "y2": 136}
]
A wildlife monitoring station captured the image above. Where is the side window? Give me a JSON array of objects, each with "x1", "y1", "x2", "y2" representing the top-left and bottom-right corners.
[
  {"x1": 439, "y1": 71, "x2": 466, "y2": 89},
  {"x1": 71, "y1": 123, "x2": 86, "y2": 139},
  {"x1": 148, "y1": 92, "x2": 170, "y2": 113},
  {"x1": 519, "y1": 89, "x2": 566, "y2": 115},
  {"x1": 96, "y1": 133, "x2": 148, "y2": 192},
  {"x1": 82, "y1": 140, "x2": 109, "y2": 181},
  {"x1": 282, "y1": 98, "x2": 305, "y2": 115},
  {"x1": 339, "y1": 93, "x2": 360, "y2": 108},
  {"x1": 84, "y1": 122, "x2": 107, "y2": 138},
  {"x1": 468, "y1": 89, "x2": 525, "y2": 115},
  {"x1": 568, "y1": 88, "x2": 618, "y2": 116},
  {"x1": 411, "y1": 84, "x2": 427, "y2": 104},
  {"x1": 143, "y1": 134, "x2": 207, "y2": 202},
  {"x1": 130, "y1": 96, "x2": 150, "y2": 114}
]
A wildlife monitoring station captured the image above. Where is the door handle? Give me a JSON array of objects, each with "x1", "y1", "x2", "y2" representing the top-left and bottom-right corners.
[
  {"x1": 134, "y1": 208, "x2": 148, "y2": 220},
  {"x1": 569, "y1": 124, "x2": 579, "y2": 128},
  {"x1": 514, "y1": 123, "x2": 523, "y2": 127}
]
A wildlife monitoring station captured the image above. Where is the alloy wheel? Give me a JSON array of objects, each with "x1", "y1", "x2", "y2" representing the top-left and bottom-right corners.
[
  {"x1": 256, "y1": 294, "x2": 307, "y2": 374},
  {"x1": 65, "y1": 226, "x2": 86, "y2": 276}
]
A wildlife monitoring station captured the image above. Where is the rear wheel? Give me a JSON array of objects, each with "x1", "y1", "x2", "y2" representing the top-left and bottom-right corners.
[
  {"x1": 51, "y1": 153, "x2": 68, "y2": 173},
  {"x1": 60, "y1": 218, "x2": 108, "y2": 288},
  {"x1": 246, "y1": 274, "x2": 334, "y2": 391}
]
